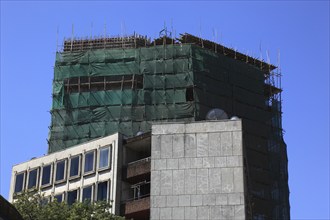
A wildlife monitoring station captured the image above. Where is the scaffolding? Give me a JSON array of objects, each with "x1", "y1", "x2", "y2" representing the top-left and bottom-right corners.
[
  {"x1": 63, "y1": 34, "x2": 151, "y2": 52},
  {"x1": 48, "y1": 32, "x2": 289, "y2": 219},
  {"x1": 50, "y1": 41, "x2": 195, "y2": 152}
]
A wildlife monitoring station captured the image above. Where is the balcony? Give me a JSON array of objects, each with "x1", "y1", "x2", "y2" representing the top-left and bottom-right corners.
[
  {"x1": 126, "y1": 157, "x2": 151, "y2": 183},
  {"x1": 125, "y1": 196, "x2": 150, "y2": 220}
]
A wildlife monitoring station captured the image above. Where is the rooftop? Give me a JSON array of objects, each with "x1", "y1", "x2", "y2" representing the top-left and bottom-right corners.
[{"x1": 62, "y1": 32, "x2": 276, "y2": 72}]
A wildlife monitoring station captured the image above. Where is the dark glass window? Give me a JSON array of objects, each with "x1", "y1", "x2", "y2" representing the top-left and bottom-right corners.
[
  {"x1": 55, "y1": 160, "x2": 66, "y2": 182},
  {"x1": 97, "y1": 181, "x2": 108, "y2": 201},
  {"x1": 186, "y1": 87, "x2": 194, "y2": 101},
  {"x1": 41, "y1": 164, "x2": 52, "y2": 186},
  {"x1": 40, "y1": 197, "x2": 50, "y2": 206},
  {"x1": 82, "y1": 185, "x2": 93, "y2": 203},
  {"x1": 14, "y1": 173, "x2": 25, "y2": 193},
  {"x1": 84, "y1": 151, "x2": 95, "y2": 174},
  {"x1": 64, "y1": 75, "x2": 143, "y2": 93},
  {"x1": 27, "y1": 169, "x2": 38, "y2": 190},
  {"x1": 67, "y1": 189, "x2": 78, "y2": 205},
  {"x1": 133, "y1": 182, "x2": 150, "y2": 200},
  {"x1": 54, "y1": 194, "x2": 63, "y2": 203},
  {"x1": 99, "y1": 147, "x2": 110, "y2": 170},
  {"x1": 69, "y1": 156, "x2": 80, "y2": 178}
]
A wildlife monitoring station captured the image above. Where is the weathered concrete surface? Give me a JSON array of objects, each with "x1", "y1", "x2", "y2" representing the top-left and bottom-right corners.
[{"x1": 150, "y1": 120, "x2": 246, "y2": 220}]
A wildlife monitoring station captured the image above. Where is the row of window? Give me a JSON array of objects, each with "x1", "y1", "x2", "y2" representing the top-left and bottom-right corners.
[
  {"x1": 43, "y1": 181, "x2": 110, "y2": 206},
  {"x1": 64, "y1": 75, "x2": 144, "y2": 93},
  {"x1": 14, "y1": 145, "x2": 112, "y2": 194}
]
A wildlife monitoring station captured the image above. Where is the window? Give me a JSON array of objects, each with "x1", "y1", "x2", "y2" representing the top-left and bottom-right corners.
[
  {"x1": 41, "y1": 164, "x2": 52, "y2": 187},
  {"x1": 53, "y1": 193, "x2": 64, "y2": 203},
  {"x1": 69, "y1": 155, "x2": 81, "y2": 179},
  {"x1": 40, "y1": 197, "x2": 50, "y2": 206},
  {"x1": 253, "y1": 214, "x2": 266, "y2": 220},
  {"x1": 27, "y1": 168, "x2": 39, "y2": 190},
  {"x1": 55, "y1": 159, "x2": 67, "y2": 183},
  {"x1": 67, "y1": 189, "x2": 79, "y2": 205},
  {"x1": 132, "y1": 182, "x2": 150, "y2": 200},
  {"x1": 64, "y1": 75, "x2": 143, "y2": 94},
  {"x1": 186, "y1": 87, "x2": 194, "y2": 101},
  {"x1": 84, "y1": 150, "x2": 95, "y2": 175},
  {"x1": 98, "y1": 146, "x2": 111, "y2": 170},
  {"x1": 14, "y1": 172, "x2": 25, "y2": 193},
  {"x1": 97, "y1": 181, "x2": 109, "y2": 201},
  {"x1": 82, "y1": 185, "x2": 93, "y2": 203}
]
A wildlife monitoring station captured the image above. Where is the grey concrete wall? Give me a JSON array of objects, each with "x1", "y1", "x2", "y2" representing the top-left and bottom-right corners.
[{"x1": 150, "y1": 120, "x2": 245, "y2": 220}]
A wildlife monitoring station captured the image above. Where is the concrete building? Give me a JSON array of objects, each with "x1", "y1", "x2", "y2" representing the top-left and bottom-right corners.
[
  {"x1": 9, "y1": 134, "x2": 123, "y2": 214},
  {"x1": 10, "y1": 119, "x2": 245, "y2": 219},
  {"x1": 10, "y1": 119, "x2": 286, "y2": 219},
  {"x1": 10, "y1": 31, "x2": 290, "y2": 219},
  {"x1": 150, "y1": 120, "x2": 245, "y2": 220}
]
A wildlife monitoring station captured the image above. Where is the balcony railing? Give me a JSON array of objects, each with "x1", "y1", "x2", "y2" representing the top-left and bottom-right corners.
[
  {"x1": 126, "y1": 157, "x2": 151, "y2": 181},
  {"x1": 127, "y1": 157, "x2": 151, "y2": 166},
  {"x1": 125, "y1": 196, "x2": 150, "y2": 216}
]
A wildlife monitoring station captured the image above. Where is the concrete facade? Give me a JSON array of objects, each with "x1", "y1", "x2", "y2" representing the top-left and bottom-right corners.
[
  {"x1": 9, "y1": 133, "x2": 122, "y2": 215},
  {"x1": 150, "y1": 120, "x2": 246, "y2": 220}
]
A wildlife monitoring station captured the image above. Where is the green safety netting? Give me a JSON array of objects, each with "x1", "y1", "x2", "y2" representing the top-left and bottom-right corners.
[
  {"x1": 49, "y1": 44, "x2": 281, "y2": 156},
  {"x1": 48, "y1": 40, "x2": 289, "y2": 219},
  {"x1": 49, "y1": 45, "x2": 195, "y2": 153}
]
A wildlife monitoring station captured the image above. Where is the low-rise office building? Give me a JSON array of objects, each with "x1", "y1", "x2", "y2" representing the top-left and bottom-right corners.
[
  {"x1": 9, "y1": 134, "x2": 122, "y2": 214},
  {"x1": 10, "y1": 119, "x2": 286, "y2": 219},
  {"x1": 9, "y1": 131, "x2": 152, "y2": 219}
]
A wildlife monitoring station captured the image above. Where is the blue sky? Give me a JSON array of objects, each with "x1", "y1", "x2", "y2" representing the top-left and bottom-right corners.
[{"x1": 1, "y1": 1, "x2": 329, "y2": 219}]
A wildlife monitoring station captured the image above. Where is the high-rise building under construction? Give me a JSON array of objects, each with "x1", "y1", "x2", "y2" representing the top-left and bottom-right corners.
[{"x1": 11, "y1": 31, "x2": 289, "y2": 219}]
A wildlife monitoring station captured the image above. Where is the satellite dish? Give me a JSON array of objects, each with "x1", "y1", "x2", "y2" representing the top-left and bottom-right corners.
[
  {"x1": 230, "y1": 116, "x2": 239, "y2": 120},
  {"x1": 206, "y1": 108, "x2": 228, "y2": 120},
  {"x1": 136, "y1": 131, "x2": 144, "y2": 136}
]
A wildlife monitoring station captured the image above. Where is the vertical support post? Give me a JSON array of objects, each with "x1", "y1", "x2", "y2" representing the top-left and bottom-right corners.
[
  {"x1": 132, "y1": 74, "x2": 135, "y2": 89},
  {"x1": 134, "y1": 32, "x2": 137, "y2": 48},
  {"x1": 78, "y1": 77, "x2": 81, "y2": 93},
  {"x1": 121, "y1": 76, "x2": 124, "y2": 91},
  {"x1": 56, "y1": 26, "x2": 59, "y2": 52},
  {"x1": 70, "y1": 24, "x2": 74, "y2": 52},
  {"x1": 104, "y1": 21, "x2": 107, "y2": 49},
  {"x1": 67, "y1": 78, "x2": 70, "y2": 93},
  {"x1": 259, "y1": 42, "x2": 263, "y2": 70}
]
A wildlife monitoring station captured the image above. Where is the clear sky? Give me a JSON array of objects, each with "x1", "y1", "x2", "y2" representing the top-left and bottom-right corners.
[{"x1": 1, "y1": 1, "x2": 329, "y2": 219}]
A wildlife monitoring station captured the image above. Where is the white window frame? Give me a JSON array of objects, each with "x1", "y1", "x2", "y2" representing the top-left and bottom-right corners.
[
  {"x1": 81, "y1": 184, "x2": 94, "y2": 203},
  {"x1": 67, "y1": 188, "x2": 80, "y2": 205},
  {"x1": 14, "y1": 171, "x2": 26, "y2": 195},
  {"x1": 53, "y1": 193, "x2": 65, "y2": 203},
  {"x1": 27, "y1": 167, "x2": 39, "y2": 191},
  {"x1": 83, "y1": 150, "x2": 96, "y2": 176},
  {"x1": 96, "y1": 180, "x2": 110, "y2": 202},
  {"x1": 41, "y1": 163, "x2": 53, "y2": 188},
  {"x1": 69, "y1": 154, "x2": 81, "y2": 180},
  {"x1": 98, "y1": 145, "x2": 111, "y2": 171},
  {"x1": 54, "y1": 159, "x2": 67, "y2": 184}
]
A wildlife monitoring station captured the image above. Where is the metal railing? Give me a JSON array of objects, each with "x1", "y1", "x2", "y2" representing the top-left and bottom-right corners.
[{"x1": 127, "y1": 157, "x2": 151, "y2": 166}]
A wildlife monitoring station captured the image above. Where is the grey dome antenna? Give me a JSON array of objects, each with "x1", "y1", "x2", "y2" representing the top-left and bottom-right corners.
[{"x1": 205, "y1": 108, "x2": 228, "y2": 120}]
